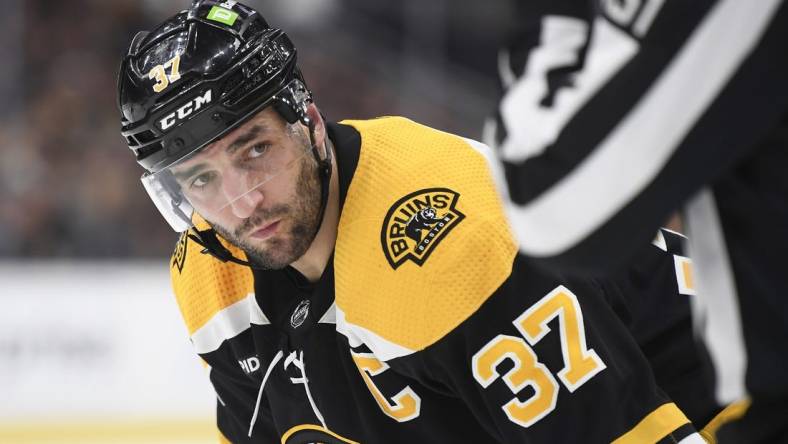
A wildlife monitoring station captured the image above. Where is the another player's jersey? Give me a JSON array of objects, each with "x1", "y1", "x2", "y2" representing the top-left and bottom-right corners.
[
  {"x1": 170, "y1": 118, "x2": 703, "y2": 443},
  {"x1": 489, "y1": 1, "x2": 788, "y2": 431},
  {"x1": 604, "y1": 228, "x2": 719, "y2": 428}
]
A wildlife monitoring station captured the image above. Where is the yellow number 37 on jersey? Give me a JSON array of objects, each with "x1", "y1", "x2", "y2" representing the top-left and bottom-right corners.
[{"x1": 472, "y1": 286, "x2": 606, "y2": 428}]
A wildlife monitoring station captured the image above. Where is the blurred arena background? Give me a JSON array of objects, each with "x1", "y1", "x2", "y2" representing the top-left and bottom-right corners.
[{"x1": 0, "y1": 0, "x2": 512, "y2": 442}]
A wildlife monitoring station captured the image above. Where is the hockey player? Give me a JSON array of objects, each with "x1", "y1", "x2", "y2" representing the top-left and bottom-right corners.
[
  {"x1": 117, "y1": 2, "x2": 708, "y2": 442},
  {"x1": 488, "y1": 1, "x2": 788, "y2": 442}
]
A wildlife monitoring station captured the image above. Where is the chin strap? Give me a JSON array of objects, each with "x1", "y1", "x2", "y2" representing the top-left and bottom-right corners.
[
  {"x1": 189, "y1": 121, "x2": 333, "y2": 270},
  {"x1": 187, "y1": 227, "x2": 254, "y2": 267}
]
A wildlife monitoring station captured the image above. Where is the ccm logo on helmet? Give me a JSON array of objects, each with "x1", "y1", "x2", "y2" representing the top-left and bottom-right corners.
[{"x1": 158, "y1": 89, "x2": 213, "y2": 131}]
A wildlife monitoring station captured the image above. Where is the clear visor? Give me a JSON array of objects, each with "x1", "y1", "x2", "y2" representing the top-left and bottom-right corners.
[{"x1": 142, "y1": 133, "x2": 312, "y2": 232}]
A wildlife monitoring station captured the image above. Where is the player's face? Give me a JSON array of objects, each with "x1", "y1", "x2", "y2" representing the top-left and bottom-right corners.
[{"x1": 171, "y1": 108, "x2": 322, "y2": 269}]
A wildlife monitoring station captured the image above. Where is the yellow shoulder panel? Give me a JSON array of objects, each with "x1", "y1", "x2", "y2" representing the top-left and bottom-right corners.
[
  {"x1": 169, "y1": 218, "x2": 254, "y2": 336},
  {"x1": 335, "y1": 117, "x2": 517, "y2": 352}
]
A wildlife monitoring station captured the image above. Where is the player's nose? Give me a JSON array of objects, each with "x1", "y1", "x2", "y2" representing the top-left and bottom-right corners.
[
  {"x1": 228, "y1": 189, "x2": 263, "y2": 219},
  {"x1": 222, "y1": 173, "x2": 264, "y2": 219}
]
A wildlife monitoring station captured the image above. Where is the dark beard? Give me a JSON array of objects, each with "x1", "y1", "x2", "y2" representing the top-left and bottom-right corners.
[{"x1": 211, "y1": 152, "x2": 323, "y2": 270}]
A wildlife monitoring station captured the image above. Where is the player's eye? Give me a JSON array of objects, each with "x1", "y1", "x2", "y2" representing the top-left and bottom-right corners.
[
  {"x1": 190, "y1": 171, "x2": 217, "y2": 190},
  {"x1": 247, "y1": 143, "x2": 270, "y2": 159}
]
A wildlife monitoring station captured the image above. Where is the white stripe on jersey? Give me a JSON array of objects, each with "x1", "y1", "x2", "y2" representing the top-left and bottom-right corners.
[
  {"x1": 685, "y1": 189, "x2": 748, "y2": 404},
  {"x1": 191, "y1": 293, "x2": 269, "y2": 354},
  {"x1": 677, "y1": 432, "x2": 707, "y2": 444},
  {"x1": 319, "y1": 302, "x2": 337, "y2": 324},
  {"x1": 632, "y1": 0, "x2": 667, "y2": 37},
  {"x1": 507, "y1": 0, "x2": 782, "y2": 256},
  {"x1": 335, "y1": 306, "x2": 415, "y2": 362},
  {"x1": 651, "y1": 229, "x2": 667, "y2": 252}
]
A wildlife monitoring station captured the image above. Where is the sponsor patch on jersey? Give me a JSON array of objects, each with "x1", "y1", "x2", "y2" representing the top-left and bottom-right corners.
[
  {"x1": 381, "y1": 188, "x2": 465, "y2": 269},
  {"x1": 172, "y1": 232, "x2": 188, "y2": 273}
]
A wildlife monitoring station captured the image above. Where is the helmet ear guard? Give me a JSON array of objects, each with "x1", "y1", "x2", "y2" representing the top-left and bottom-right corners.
[{"x1": 272, "y1": 75, "x2": 313, "y2": 126}]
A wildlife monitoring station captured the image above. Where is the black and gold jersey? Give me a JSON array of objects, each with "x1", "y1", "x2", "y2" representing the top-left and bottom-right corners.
[{"x1": 170, "y1": 117, "x2": 705, "y2": 443}]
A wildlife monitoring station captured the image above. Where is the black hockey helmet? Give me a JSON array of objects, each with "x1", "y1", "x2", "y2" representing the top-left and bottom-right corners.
[
  {"x1": 119, "y1": 0, "x2": 312, "y2": 172},
  {"x1": 118, "y1": 1, "x2": 331, "y2": 267},
  {"x1": 117, "y1": 0, "x2": 320, "y2": 231}
]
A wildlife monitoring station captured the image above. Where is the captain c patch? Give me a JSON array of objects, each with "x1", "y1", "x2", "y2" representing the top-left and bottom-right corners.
[{"x1": 381, "y1": 188, "x2": 465, "y2": 269}]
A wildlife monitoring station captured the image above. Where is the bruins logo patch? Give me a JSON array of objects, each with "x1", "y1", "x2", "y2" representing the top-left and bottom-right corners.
[
  {"x1": 172, "y1": 232, "x2": 189, "y2": 273},
  {"x1": 381, "y1": 188, "x2": 465, "y2": 269}
]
